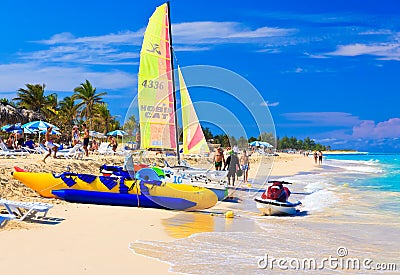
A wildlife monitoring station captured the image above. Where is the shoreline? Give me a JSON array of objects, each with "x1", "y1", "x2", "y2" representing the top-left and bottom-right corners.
[{"x1": 0, "y1": 153, "x2": 320, "y2": 274}]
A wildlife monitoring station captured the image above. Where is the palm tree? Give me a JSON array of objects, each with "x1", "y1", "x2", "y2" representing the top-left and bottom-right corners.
[
  {"x1": 93, "y1": 103, "x2": 114, "y2": 134},
  {"x1": 59, "y1": 96, "x2": 78, "y2": 126},
  {"x1": 73, "y1": 80, "x2": 107, "y2": 129},
  {"x1": 14, "y1": 84, "x2": 55, "y2": 118},
  {"x1": 123, "y1": 114, "x2": 138, "y2": 136}
]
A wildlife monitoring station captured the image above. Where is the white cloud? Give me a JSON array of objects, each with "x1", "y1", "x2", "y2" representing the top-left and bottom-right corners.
[
  {"x1": 172, "y1": 22, "x2": 295, "y2": 43},
  {"x1": 0, "y1": 63, "x2": 136, "y2": 94},
  {"x1": 327, "y1": 43, "x2": 400, "y2": 61}
]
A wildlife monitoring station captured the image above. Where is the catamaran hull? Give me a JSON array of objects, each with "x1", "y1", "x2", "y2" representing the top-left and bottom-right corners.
[
  {"x1": 255, "y1": 198, "x2": 301, "y2": 216},
  {"x1": 52, "y1": 189, "x2": 196, "y2": 210},
  {"x1": 12, "y1": 171, "x2": 218, "y2": 211}
]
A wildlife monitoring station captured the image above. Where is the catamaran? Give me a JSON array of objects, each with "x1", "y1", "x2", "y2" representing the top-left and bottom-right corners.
[{"x1": 136, "y1": 2, "x2": 228, "y2": 198}]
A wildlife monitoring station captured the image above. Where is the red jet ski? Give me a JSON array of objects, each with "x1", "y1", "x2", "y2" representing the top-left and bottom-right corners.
[{"x1": 255, "y1": 181, "x2": 302, "y2": 216}]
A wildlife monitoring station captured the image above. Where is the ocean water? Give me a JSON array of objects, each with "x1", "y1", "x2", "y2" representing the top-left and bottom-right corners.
[{"x1": 130, "y1": 154, "x2": 400, "y2": 274}]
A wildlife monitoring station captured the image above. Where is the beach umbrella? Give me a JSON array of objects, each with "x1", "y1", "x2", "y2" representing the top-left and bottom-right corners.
[
  {"x1": 249, "y1": 141, "x2": 262, "y2": 147},
  {"x1": 89, "y1": 130, "x2": 107, "y2": 139},
  {"x1": 106, "y1": 130, "x2": 127, "y2": 136},
  {"x1": 107, "y1": 130, "x2": 127, "y2": 147},
  {"x1": 1, "y1": 123, "x2": 22, "y2": 132},
  {"x1": 22, "y1": 120, "x2": 59, "y2": 142},
  {"x1": 260, "y1": 141, "x2": 273, "y2": 148},
  {"x1": 22, "y1": 120, "x2": 59, "y2": 131}
]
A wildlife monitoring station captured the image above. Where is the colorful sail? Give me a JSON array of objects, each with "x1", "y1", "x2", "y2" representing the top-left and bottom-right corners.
[
  {"x1": 179, "y1": 66, "x2": 210, "y2": 155},
  {"x1": 138, "y1": 3, "x2": 176, "y2": 150}
]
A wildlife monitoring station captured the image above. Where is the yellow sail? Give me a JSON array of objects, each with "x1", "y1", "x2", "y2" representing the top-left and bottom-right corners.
[
  {"x1": 179, "y1": 66, "x2": 210, "y2": 155},
  {"x1": 138, "y1": 3, "x2": 176, "y2": 150}
]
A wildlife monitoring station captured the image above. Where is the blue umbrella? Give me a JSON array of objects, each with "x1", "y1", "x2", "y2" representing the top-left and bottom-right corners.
[
  {"x1": 1, "y1": 123, "x2": 22, "y2": 132},
  {"x1": 249, "y1": 141, "x2": 262, "y2": 147},
  {"x1": 249, "y1": 141, "x2": 273, "y2": 148},
  {"x1": 106, "y1": 130, "x2": 127, "y2": 136},
  {"x1": 22, "y1": 120, "x2": 59, "y2": 131},
  {"x1": 22, "y1": 121, "x2": 59, "y2": 143}
]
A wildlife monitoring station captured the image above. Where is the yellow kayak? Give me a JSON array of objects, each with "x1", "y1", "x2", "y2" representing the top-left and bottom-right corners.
[{"x1": 12, "y1": 170, "x2": 217, "y2": 211}]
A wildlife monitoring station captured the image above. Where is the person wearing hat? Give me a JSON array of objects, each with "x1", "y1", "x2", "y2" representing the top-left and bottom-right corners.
[{"x1": 72, "y1": 125, "x2": 80, "y2": 146}]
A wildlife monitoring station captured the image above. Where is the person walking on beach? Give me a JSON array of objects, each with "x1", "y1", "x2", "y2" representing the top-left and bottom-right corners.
[
  {"x1": 214, "y1": 147, "x2": 225, "y2": 171},
  {"x1": 82, "y1": 123, "x2": 89, "y2": 157},
  {"x1": 318, "y1": 150, "x2": 323, "y2": 165},
  {"x1": 71, "y1": 125, "x2": 80, "y2": 146},
  {"x1": 313, "y1": 151, "x2": 318, "y2": 164},
  {"x1": 240, "y1": 150, "x2": 250, "y2": 183},
  {"x1": 43, "y1": 126, "x2": 58, "y2": 162},
  {"x1": 226, "y1": 151, "x2": 239, "y2": 186}
]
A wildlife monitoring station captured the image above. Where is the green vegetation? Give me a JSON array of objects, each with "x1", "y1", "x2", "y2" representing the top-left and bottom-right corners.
[
  {"x1": 201, "y1": 128, "x2": 327, "y2": 150},
  {"x1": 2, "y1": 80, "x2": 121, "y2": 142}
]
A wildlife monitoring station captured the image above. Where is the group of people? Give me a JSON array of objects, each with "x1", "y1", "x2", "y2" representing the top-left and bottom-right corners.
[
  {"x1": 313, "y1": 150, "x2": 323, "y2": 165},
  {"x1": 43, "y1": 123, "x2": 92, "y2": 162},
  {"x1": 4, "y1": 131, "x2": 25, "y2": 150},
  {"x1": 214, "y1": 147, "x2": 250, "y2": 186}
]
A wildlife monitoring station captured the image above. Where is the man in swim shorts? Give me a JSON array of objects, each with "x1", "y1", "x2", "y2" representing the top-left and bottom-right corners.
[
  {"x1": 214, "y1": 147, "x2": 225, "y2": 170},
  {"x1": 43, "y1": 126, "x2": 58, "y2": 162},
  {"x1": 240, "y1": 150, "x2": 250, "y2": 183}
]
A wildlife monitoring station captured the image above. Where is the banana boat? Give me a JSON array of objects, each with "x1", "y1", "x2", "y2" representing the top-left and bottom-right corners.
[{"x1": 12, "y1": 167, "x2": 218, "y2": 211}]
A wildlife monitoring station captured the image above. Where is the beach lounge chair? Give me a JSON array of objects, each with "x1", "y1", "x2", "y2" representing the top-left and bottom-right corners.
[
  {"x1": 0, "y1": 199, "x2": 53, "y2": 221},
  {"x1": 57, "y1": 144, "x2": 84, "y2": 159},
  {"x1": 0, "y1": 213, "x2": 16, "y2": 228},
  {"x1": 0, "y1": 149, "x2": 15, "y2": 158},
  {"x1": 96, "y1": 142, "x2": 114, "y2": 155},
  {"x1": 0, "y1": 141, "x2": 29, "y2": 157}
]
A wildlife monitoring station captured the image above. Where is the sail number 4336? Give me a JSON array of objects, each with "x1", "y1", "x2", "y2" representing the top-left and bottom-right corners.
[{"x1": 142, "y1": 80, "x2": 164, "y2": 89}]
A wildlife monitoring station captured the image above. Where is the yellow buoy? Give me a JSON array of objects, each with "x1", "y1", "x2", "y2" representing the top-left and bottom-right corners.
[
  {"x1": 343, "y1": 183, "x2": 349, "y2": 187},
  {"x1": 225, "y1": 211, "x2": 234, "y2": 219}
]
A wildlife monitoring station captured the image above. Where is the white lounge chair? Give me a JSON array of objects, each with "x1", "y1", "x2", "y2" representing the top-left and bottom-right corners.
[
  {"x1": 0, "y1": 149, "x2": 15, "y2": 158},
  {"x1": 57, "y1": 144, "x2": 84, "y2": 159},
  {"x1": 96, "y1": 142, "x2": 114, "y2": 155},
  {"x1": 0, "y1": 199, "x2": 53, "y2": 221},
  {"x1": 0, "y1": 213, "x2": 16, "y2": 228},
  {"x1": 0, "y1": 141, "x2": 29, "y2": 157}
]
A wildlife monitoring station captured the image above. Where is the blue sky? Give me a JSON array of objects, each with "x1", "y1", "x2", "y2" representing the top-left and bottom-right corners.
[{"x1": 1, "y1": 0, "x2": 400, "y2": 152}]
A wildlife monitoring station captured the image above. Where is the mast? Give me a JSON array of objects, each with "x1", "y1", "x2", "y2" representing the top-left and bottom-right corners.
[{"x1": 167, "y1": 1, "x2": 181, "y2": 164}]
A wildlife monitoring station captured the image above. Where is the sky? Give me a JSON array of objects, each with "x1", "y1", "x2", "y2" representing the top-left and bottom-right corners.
[{"x1": 1, "y1": 0, "x2": 400, "y2": 152}]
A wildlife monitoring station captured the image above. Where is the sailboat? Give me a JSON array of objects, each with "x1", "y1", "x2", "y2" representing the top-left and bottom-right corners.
[
  {"x1": 136, "y1": 3, "x2": 228, "y2": 199},
  {"x1": 137, "y1": 2, "x2": 209, "y2": 159}
]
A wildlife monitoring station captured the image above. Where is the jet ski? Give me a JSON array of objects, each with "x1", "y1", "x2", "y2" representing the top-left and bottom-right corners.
[{"x1": 255, "y1": 181, "x2": 301, "y2": 216}]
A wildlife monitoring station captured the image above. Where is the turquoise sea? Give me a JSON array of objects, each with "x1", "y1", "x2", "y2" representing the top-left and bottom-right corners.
[{"x1": 131, "y1": 153, "x2": 400, "y2": 274}]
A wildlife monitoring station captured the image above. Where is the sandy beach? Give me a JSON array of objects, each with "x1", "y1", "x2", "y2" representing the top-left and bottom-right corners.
[{"x1": 0, "y1": 153, "x2": 322, "y2": 274}]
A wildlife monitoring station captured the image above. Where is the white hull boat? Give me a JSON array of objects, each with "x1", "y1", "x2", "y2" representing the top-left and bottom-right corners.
[{"x1": 255, "y1": 198, "x2": 301, "y2": 216}]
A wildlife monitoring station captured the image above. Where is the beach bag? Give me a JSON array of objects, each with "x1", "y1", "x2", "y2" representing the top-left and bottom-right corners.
[{"x1": 236, "y1": 168, "x2": 243, "y2": 177}]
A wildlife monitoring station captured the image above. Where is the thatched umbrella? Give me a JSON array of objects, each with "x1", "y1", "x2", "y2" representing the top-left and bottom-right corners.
[{"x1": 0, "y1": 102, "x2": 43, "y2": 125}]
